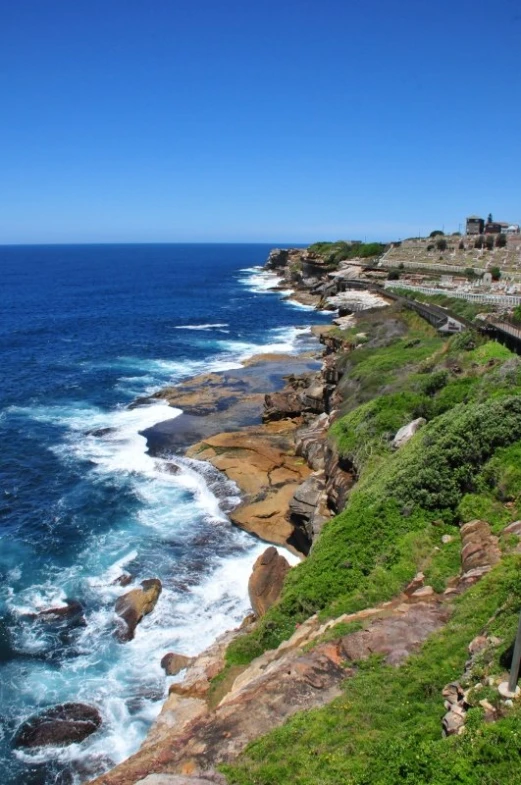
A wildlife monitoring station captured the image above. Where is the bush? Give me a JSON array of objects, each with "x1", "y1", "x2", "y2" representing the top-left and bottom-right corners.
[
  {"x1": 474, "y1": 235, "x2": 484, "y2": 249},
  {"x1": 491, "y1": 266, "x2": 501, "y2": 281},
  {"x1": 387, "y1": 269, "x2": 400, "y2": 280},
  {"x1": 485, "y1": 235, "x2": 495, "y2": 251},
  {"x1": 436, "y1": 238, "x2": 448, "y2": 251},
  {"x1": 496, "y1": 233, "x2": 507, "y2": 248}
]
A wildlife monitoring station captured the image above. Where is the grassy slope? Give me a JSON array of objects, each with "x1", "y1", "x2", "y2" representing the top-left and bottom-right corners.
[
  {"x1": 224, "y1": 556, "x2": 521, "y2": 785},
  {"x1": 221, "y1": 307, "x2": 521, "y2": 784},
  {"x1": 225, "y1": 311, "x2": 521, "y2": 665}
]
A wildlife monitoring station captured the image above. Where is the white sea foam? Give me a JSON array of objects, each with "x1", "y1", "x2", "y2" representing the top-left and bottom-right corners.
[
  {"x1": 173, "y1": 323, "x2": 229, "y2": 330},
  {"x1": 238, "y1": 265, "x2": 284, "y2": 293}
]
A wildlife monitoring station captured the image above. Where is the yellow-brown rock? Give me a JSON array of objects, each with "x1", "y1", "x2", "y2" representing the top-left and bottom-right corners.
[
  {"x1": 115, "y1": 579, "x2": 162, "y2": 642},
  {"x1": 248, "y1": 546, "x2": 291, "y2": 617}
]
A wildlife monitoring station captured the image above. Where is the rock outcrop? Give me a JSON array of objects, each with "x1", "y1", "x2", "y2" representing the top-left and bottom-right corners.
[
  {"x1": 161, "y1": 653, "x2": 195, "y2": 676},
  {"x1": 248, "y1": 547, "x2": 291, "y2": 618},
  {"x1": 86, "y1": 594, "x2": 448, "y2": 785},
  {"x1": 14, "y1": 703, "x2": 102, "y2": 748},
  {"x1": 459, "y1": 520, "x2": 501, "y2": 587},
  {"x1": 115, "y1": 579, "x2": 162, "y2": 642},
  {"x1": 392, "y1": 417, "x2": 426, "y2": 449},
  {"x1": 187, "y1": 428, "x2": 311, "y2": 551}
]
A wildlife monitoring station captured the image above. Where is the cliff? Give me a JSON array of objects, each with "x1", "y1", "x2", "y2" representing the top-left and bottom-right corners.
[{"x1": 88, "y1": 248, "x2": 521, "y2": 785}]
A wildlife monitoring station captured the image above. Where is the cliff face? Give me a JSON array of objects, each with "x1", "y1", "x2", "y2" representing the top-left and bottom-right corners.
[{"x1": 87, "y1": 250, "x2": 521, "y2": 785}]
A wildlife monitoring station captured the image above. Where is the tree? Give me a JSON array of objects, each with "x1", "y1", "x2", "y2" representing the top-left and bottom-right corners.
[
  {"x1": 485, "y1": 235, "x2": 495, "y2": 251},
  {"x1": 487, "y1": 213, "x2": 493, "y2": 224},
  {"x1": 490, "y1": 266, "x2": 501, "y2": 281},
  {"x1": 474, "y1": 235, "x2": 484, "y2": 249},
  {"x1": 429, "y1": 230, "x2": 444, "y2": 238},
  {"x1": 436, "y1": 238, "x2": 448, "y2": 251},
  {"x1": 496, "y1": 233, "x2": 507, "y2": 248}
]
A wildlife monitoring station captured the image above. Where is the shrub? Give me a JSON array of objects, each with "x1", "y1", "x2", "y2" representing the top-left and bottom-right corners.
[
  {"x1": 474, "y1": 235, "x2": 484, "y2": 249},
  {"x1": 387, "y1": 269, "x2": 400, "y2": 280},
  {"x1": 491, "y1": 265, "x2": 501, "y2": 281},
  {"x1": 496, "y1": 233, "x2": 507, "y2": 248},
  {"x1": 436, "y1": 238, "x2": 448, "y2": 251}
]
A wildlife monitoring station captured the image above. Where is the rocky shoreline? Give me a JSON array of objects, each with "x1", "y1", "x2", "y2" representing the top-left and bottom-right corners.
[
  {"x1": 77, "y1": 251, "x2": 395, "y2": 784},
  {"x1": 25, "y1": 247, "x2": 513, "y2": 785}
]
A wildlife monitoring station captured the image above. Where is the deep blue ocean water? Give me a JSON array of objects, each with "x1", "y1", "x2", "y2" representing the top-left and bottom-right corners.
[{"x1": 0, "y1": 244, "x2": 329, "y2": 785}]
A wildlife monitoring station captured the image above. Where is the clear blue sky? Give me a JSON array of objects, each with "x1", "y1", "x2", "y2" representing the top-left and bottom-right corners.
[{"x1": 1, "y1": 0, "x2": 520, "y2": 244}]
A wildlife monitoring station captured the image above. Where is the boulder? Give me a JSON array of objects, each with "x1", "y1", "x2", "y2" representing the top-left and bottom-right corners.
[
  {"x1": 115, "y1": 579, "x2": 162, "y2": 641},
  {"x1": 13, "y1": 703, "x2": 102, "y2": 748},
  {"x1": 248, "y1": 547, "x2": 290, "y2": 618},
  {"x1": 161, "y1": 652, "x2": 194, "y2": 676},
  {"x1": 392, "y1": 418, "x2": 426, "y2": 449}
]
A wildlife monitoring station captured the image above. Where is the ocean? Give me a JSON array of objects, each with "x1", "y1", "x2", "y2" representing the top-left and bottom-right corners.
[{"x1": 0, "y1": 244, "x2": 330, "y2": 785}]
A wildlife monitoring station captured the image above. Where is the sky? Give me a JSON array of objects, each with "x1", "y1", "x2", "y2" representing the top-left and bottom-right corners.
[{"x1": 0, "y1": 0, "x2": 520, "y2": 244}]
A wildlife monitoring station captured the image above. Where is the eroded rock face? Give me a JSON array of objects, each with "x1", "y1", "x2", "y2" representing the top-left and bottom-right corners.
[
  {"x1": 460, "y1": 520, "x2": 501, "y2": 584},
  {"x1": 392, "y1": 417, "x2": 426, "y2": 449},
  {"x1": 13, "y1": 703, "x2": 102, "y2": 748},
  {"x1": 248, "y1": 547, "x2": 290, "y2": 618},
  {"x1": 289, "y1": 473, "x2": 328, "y2": 543},
  {"x1": 115, "y1": 579, "x2": 162, "y2": 641}
]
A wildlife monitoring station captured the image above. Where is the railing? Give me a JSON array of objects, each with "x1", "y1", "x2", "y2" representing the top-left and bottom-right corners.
[{"x1": 383, "y1": 282, "x2": 521, "y2": 307}]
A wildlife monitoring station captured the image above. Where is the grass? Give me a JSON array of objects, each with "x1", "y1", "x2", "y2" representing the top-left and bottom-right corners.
[
  {"x1": 223, "y1": 557, "x2": 521, "y2": 785},
  {"x1": 224, "y1": 310, "x2": 521, "y2": 669}
]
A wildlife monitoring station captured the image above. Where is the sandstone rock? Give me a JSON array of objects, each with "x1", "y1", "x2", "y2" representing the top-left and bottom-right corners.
[
  {"x1": 404, "y1": 572, "x2": 424, "y2": 596},
  {"x1": 460, "y1": 520, "x2": 501, "y2": 576},
  {"x1": 502, "y1": 520, "x2": 521, "y2": 537},
  {"x1": 13, "y1": 703, "x2": 102, "y2": 748},
  {"x1": 442, "y1": 709, "x2": 465, "y2": 736},
  {"x1": 392, "y1": 417, "x2": 426, "y2": 450},
  {"x1": 479, "y1": 699, "x2": 497, "y2": 722},
  {"x1": 442, "y1": 682, "x2": 464, "y2": 705},
  {"x1": 263, "y1": 390, "x2": 305, "y2": 422},
  {"x1": 289, "y1": 473, "x2": 326, "y2": 542},
  {"x1": 115, "y1": 579, "x2": 162, "y2": 641},
  {"x1": 294, "y1": 413, "x2": 330, "y2": 471},
  {"x1": 248, "y1": 547, "x2": 290, "y2": 618},
  {"x1": 161, "y1": 653, "x2": 195, "y2": 676},
  {"x1": 468, "y1": 635, "x2": 488, "y2": 656}
]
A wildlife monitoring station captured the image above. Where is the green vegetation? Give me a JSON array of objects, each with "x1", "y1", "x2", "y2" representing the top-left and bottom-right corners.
[
  {"x1": 225, "y1": 310, "x2": 521, "y2": 667},
  {"x1": 429, "y1": 229, "x2": 444, "y2": 237},
  {"x1": 224, "y1": 557, "x2": 521, "y2": 785},
  {"x1": 389, "y1": 287, "x2": 495, "y2": 321},
  {"x1": 308, "y1": 240, "x2": 387, "y2": 268}
]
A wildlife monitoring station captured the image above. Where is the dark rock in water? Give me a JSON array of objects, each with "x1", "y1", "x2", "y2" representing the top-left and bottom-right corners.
[
  {"x1": 127, "y1": 396, "x2": 155, "y2": 410},
  {"x1": 113, "y1": 573, "x2": 133, "y2": 587},
  {"x1": 115, "y1": 578, "x2": 162, "y2": 641},
  {"x1": 85, "y1": 427, "x2": 117, "y2": 438},
  {"x1": 37, "y1": 600, "x2": 85, "y2": 624},
  {"x1": 161, "y1": 652, "x2": 194, "y2": 676},
  {"x1": 0, "y1": 617, "x2": 14, "y2": 662},
  {"x1": 13, "y1": 703, "x2": 102, "y2": 748}
]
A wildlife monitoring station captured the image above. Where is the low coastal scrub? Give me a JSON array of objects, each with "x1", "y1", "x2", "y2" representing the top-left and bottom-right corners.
[
  {"x1": 225, "y1": 315, "x2": 521, "y2": 665},
  {"x1": 308, "y1": 240, "x2": 387, "y2": 267}
]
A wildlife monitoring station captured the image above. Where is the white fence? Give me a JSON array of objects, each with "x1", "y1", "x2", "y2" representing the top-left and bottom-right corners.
[{"x1": 384, "y1": 282, "x2": 521, "y2": 307}]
